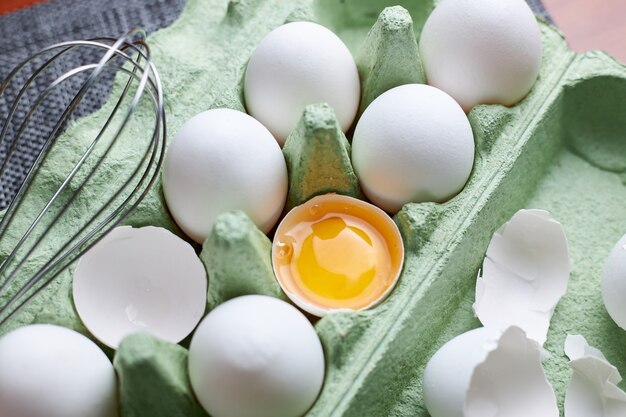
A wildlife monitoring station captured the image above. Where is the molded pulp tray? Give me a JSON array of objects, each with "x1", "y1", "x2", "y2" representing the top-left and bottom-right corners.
[{"x1": 1, "y1": 0, "x2": 625, "y2": 416}]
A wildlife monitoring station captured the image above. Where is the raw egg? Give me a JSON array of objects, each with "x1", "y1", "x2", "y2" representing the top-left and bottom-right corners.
[
  {"x1": 162, "y1": 108, "x2": 288, "y2": 243},
  {"x1": 272, "y1": 194, "x2": 404, "y2": 316},
  {"x1": 189, "y1": 295, "x2": 324, "y2": 417},
  {"x1": 244, "y1": 22, "x2": 360, "y2": 145},
  {"x1": 0, "y1": 324, "x2": 118, "y2": 417},
  {"x1": 419, "y1": 0, "x2": 542, "y2": 112},
  {"x1": 352, "y1": 84, "x2": 475, "y2": 213}
]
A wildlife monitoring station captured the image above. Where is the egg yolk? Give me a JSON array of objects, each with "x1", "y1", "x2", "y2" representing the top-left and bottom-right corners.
[{"x1": 272, "y1": 194, "x2": 404, "y2": 313}]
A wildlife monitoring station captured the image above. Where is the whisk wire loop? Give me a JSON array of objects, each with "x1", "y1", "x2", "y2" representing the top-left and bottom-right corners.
[{"x1": 0, "y1": 29, "x2": 166, "y2": 327}]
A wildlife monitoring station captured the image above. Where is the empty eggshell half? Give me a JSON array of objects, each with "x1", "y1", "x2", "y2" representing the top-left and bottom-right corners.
[
  {"x1": 271, "y1": 194, "x2": 404, "y2": 317},
  {"x1": 244, "y1": 21, "x2": 360, "y2": 145},
  {"x1": 423, "y1": 326, "x2": 558, "y2": 417},
  {"x1": 564, "y1": 335, "x2": 626, "y2": 417},
  {"x1": 474, "y1": 209, "x2": 569, "y2": 345},
  {"x1": 73, "y1": 226, "x2": 207, "y2": 349}
]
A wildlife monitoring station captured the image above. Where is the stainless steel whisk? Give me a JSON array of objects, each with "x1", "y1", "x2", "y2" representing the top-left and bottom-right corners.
[{"x1": 0, "y1": 29, "x2": 166, "y2": 327}]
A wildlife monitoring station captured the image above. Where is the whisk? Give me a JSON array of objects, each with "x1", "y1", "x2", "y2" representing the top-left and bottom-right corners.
[{"x1": 0, "y1": 29, "x2": 166, "y2": 327}]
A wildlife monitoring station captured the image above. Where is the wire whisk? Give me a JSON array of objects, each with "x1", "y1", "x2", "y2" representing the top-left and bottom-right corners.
[{"x1": 0, "y1": 29, "x2": 166, "y2": 328}]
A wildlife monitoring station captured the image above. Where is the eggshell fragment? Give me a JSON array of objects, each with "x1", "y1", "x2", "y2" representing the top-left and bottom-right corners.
[
  {"x1": 419, "y1": 0, "x2": 542, "y2": 111},
  {"x1": 73, "y1": 226, "x2": 207, "y2": 349},
  {"x1": 351, "y1": 84, "x2": 475, "y2": 213},
  {"x1": 602, "y1": 233, "x2": 626, "y2": 330},
  {"x1": 0, "y1": 324, "x2": 118, "y2": 417},
  {"x1": 162, "y1": 108, "x2": 288, "y2": 243},
  {"x1": 423, "y1": 326, "x2": 558, "y2": 417},
  {"x1": 188, "y1": 295, "x2": 324, "y2": 417},
  {"x1": 474, "y1": 209, "x2": 569, "y2": 345},
  {"x1": 244, "y1": 21, "x2": 360, "y2": 145},
  {"x1": 564, "y1": 335, "x2": 626, "y2": 417}
]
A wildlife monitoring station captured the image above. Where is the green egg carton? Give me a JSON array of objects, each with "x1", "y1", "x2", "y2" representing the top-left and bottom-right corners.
[{"x1": 1, "y1": 0, "x2": 625, "y2": 416}]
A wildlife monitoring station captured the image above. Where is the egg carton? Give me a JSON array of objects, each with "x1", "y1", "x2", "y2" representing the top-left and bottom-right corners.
[{"x1": 1, "y1": 0, "x2": 625, "y2": 416}]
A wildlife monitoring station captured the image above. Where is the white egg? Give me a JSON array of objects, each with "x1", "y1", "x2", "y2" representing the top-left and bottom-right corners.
[
  {"x1": 423, "y1": 327, "x2": 558, "y2": 417},
  {"x1": 602, "y1": 234, "x2": 626, "y2": 330},
  {"x1": 244, "y1": 21, "x2": 360, "y2": 145},
  {"x1": 419, "y1": 0, "x2": 542, "y2": 112},
  {"x1": 423, "y1": 327, "x2": 500, "y2": 417},
  {"x1": 351, "y1": 84, "x2": 474, "y2": 213},
  {"x1": 0, "y1": 324, "x2": 117, "y2": 417},
  {"x1": 188, "y1": 295, "x2": 324, "y2": 417},
  {"x1": 162, "y1": 109, "x2": 288, "y2": 243},
  {"x1": 73, "y1": 226, "x2": 207, "y2": 349}
]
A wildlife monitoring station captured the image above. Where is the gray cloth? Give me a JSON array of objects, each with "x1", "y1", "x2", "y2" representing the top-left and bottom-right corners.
[
  {"x1": 0, "y1": 0, "x2": 551, "y2": 209},
  {"x1": 0, "y1": 0, "x2": 186, "y2": 208},
  {"x1": 528, "y1": 0, "x2": 553, "y2": 22}
]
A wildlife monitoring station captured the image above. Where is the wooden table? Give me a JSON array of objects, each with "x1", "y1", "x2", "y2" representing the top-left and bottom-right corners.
[{"x1": 543, "y1": 0, "x2": 626, "y2": 62}]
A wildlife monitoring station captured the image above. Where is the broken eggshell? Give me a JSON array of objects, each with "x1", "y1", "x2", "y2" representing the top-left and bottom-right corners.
[
  {"x1": 564, "y1": 335, "x2": 626, "y2": 417},
  {"x1": 474, "y1": 209, "x2": 569, "y2": 345},
  {"x1": 423, "y1": 326, "x2": 558, "y2": 417},
  {"x1": 73, "y1": 226, "x2": 207, "y2": 349}
]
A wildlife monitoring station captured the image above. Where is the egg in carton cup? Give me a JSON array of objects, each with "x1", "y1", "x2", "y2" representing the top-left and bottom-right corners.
[{"x1": 0, "y1": 0, "x2": 625, "y2": 416}]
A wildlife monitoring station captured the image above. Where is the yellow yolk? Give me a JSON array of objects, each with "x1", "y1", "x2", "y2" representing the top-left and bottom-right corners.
[{"x1": 272, "y1": 194, "x2": 404, "y2": 314}]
